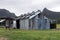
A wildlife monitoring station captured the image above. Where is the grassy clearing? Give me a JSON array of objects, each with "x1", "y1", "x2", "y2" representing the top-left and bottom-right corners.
[
  {"x1": 0, "y1": 24, "x2": 60, "y2": 40},
  {"x1": 0, "y1": 28, "x2": 60, "y2": 40}
]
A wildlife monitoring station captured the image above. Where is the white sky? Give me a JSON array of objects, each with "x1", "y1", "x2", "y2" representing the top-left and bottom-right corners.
[{"x1": 0, "y1": 0, "x2": 60, "y2": 16}]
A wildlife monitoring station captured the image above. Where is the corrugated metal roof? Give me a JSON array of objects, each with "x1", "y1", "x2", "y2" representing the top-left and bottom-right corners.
[
  {"x1": 29, "y1": 11, "x2": 40, "y2": 19},
  {"x1": 19, "y1": 10, "x2": 41, "y2": 19}
]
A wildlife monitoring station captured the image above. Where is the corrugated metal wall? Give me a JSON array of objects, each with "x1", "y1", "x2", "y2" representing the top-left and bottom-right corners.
[
  {"x1": 41, "y1": 16, "x2": 50, "y2": 29},
  {"x1": 20, "y1": 19, "x2": 29, "y2": 30}
]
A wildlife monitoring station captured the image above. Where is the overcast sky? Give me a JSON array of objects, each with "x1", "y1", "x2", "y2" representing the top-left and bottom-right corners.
[{"x1": 0, "y1": 0, "x2": 60, "y2": 16}]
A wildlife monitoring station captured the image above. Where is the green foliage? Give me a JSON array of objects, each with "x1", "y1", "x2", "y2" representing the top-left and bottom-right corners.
[
  {"x1": 57, "y1": 24, "x2": 60, "y2": 28},
  {"x1": 56, "y1": 19, "x2": 60, "y2": 24}
]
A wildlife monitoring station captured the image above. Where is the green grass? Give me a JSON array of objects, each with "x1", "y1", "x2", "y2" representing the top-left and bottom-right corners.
[
  {"x1": 0, "y1": 28, "x2": 60, "y2": 40},
  {"x1": 0, "y1": 24, "x2": 60, "y2": 40}
]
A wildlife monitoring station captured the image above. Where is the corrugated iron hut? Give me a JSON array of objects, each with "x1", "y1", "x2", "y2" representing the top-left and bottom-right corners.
[
  {"x1": 0, "y1": 9, "x2": 16, "y2": 29},
  {"x1": 16, "y1": 10, "x2": 50, "y2": 30},
  {"x1": 13, "y1": 8, "x2": 60, "y2": 30}
]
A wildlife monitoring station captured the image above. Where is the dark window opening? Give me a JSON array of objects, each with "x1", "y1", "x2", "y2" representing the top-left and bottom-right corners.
[
  {"x1": 16, "y1": 20, "x2": 20, "y2": 29},
  {"x1": 50, "y1": 23, "x2": 56, "y2": 29}
]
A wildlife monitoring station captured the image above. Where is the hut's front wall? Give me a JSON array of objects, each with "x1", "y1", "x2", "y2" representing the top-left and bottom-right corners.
[
  {"x1": 6, "y1": 20, "x2": 9, "y2": 27},
  {"x1": 29, "y1": 15, "x2": 40, "y2": 30},
  {"x1": 5, "y1": 19, "x2": 13, "y2": 28},
  {"x1": 41, "y1": 16, "x2": 50, "y2": 29},
  {"x1": 46, "y1": 19, "x2": 50, "y2": 29},
  {"x1": 13, "y1": 20, "x2": 16, "y2": 28},
  {"x1": 34, "y1": 15, "x2": 39, "y2": 29},
  {"x1": 20, "y1": 19, "x2": 29, "y2": 30}
]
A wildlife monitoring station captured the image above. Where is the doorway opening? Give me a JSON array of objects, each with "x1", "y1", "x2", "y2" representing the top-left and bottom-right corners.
[{"x1": 16, "y1": 20, "x2": 20, "y2": 29}]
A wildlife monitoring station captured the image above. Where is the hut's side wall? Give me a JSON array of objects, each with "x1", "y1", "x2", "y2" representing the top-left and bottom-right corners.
[{"x1": 20, "y1": 19, "x2": 29, "y2": 30}]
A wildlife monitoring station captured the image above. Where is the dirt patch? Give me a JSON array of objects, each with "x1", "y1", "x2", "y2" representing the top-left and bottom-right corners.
[{"x1": 0, "y1": 37, "x2": 8, "y2": 40}]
